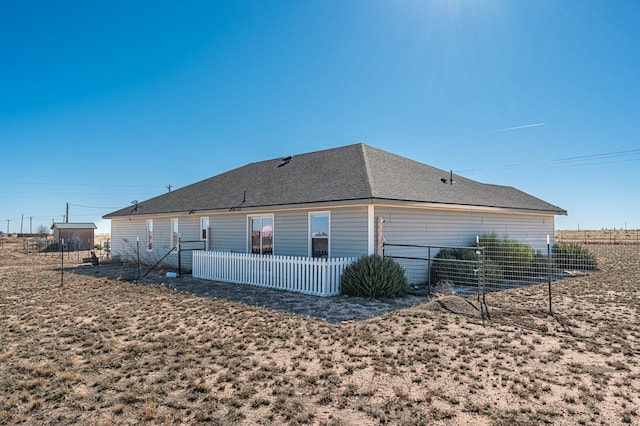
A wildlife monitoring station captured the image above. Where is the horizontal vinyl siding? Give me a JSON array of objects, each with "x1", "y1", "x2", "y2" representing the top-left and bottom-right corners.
[
  {"x1": 274, "y1": 210, "x2": 308, "y2": 256},
  {"x1": 176, "y1": 216, "x2": 205, "y2": 271},
  {"x1": 376, "y1": 206, "x2": 555, "y2": 284},
  {"x1": 210, "y1": 214, "x2": 246, "y2": 253},
  {"x1": 204, "y1": 207, "x2": 370, "y2": 258},
  {"x1": 331, "y1": 206, "x2": 369, "y2": 258},
  {"x1": 111, "y1": 217, "x2": 203, "y2": 270},
  {"x1": 111, "y1": 218, "x2": 157, "y2": 265},
  {"x1": 376, "y1": 206, "x2": 555, "y2": 250},
  {"x1": 154, "y1": 219, "x2": 175, "y2": 264}
]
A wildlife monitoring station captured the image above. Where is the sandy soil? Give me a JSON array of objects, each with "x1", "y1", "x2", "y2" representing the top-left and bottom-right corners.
[{"x1": 0, "y1": 239, "x2": 638, "y2": 425}]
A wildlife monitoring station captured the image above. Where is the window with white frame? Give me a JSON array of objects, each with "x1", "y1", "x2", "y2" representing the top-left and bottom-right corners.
[
  {"x1": 249, "y1": 215, "x2": 273, "y2": 255},
  {"x1": 171, "y1": 218, "x2": 179, "y2": 251},
  {"x1": 309, "y1": 212, "x2": 330, "y2": 258},
  {"x1": 200, "y1": 217, "x2": 209, "y2": 249},
  {"x1": 146, "y1": 219, "x2": 153, "y2": 251}
]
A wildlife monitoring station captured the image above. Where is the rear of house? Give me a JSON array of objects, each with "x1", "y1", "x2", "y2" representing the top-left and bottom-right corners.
[{"x1": 104, "y1": 144, "x2": 565, "y2": 286}]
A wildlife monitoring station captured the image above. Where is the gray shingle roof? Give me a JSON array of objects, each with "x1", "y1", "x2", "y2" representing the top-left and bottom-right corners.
[{"x1": 104, "y1": 144, "x2": 566, "y2": 218}]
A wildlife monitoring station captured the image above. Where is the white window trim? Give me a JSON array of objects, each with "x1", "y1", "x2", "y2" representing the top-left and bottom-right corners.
[
  {"x1": 247, "y1": 214, "x2": 274, "y2": 254},
  {"x1": 146, "y1": 219, "x2": 153, "y2": 252},
  {"x1": 171, "y1": 218, "x2": 179, "y2": 252},
  {"x1": 309, "y1": 211, "x2": 330, "y2": 258}
]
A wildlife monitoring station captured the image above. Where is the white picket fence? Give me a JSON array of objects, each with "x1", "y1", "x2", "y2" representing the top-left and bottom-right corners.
[{"x1": 192, "y1": 251, "x2": 357, "y2": 297}]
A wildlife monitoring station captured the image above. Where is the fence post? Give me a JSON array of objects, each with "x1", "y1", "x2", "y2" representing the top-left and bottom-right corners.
[
  {"x1": 427, "y1": 246, "x2": 431, "y2": 290},
  {"x1": 60, "y1": 238, "x2": 64, "y2": 288},
  {"x1": 547, "y1": 235, "x2": 553, "y2": 315},
  {"x1": 136, "y1": 237, "x2": 141, "y2": 281},
  {"x1": 476, "y1": 235, "x2": 481, "y2": 303}
]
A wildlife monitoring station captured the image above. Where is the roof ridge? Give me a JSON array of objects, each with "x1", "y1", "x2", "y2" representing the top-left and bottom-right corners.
[{"x1": 357, "y1": 144, "x2": 374, "y2": 197}]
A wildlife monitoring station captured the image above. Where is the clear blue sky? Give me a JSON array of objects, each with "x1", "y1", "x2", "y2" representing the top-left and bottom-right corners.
[{"x1": 1, "y1": 0, "x2": 639, "y2": 235}]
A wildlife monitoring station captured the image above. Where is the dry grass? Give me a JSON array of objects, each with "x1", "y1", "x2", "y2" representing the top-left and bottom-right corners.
[
  {"x1": 0, "y1": 237, "x2": 639, "y2": 425},
  {"x1": 556, "y1": 229, "x2": 640, "y2": 245}
]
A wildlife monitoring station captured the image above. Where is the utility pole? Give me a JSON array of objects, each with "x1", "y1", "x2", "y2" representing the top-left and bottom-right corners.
[
  {"x1": 20, "y1": 214, "x2": 24, "y2": 235},
  {"x1": 29, "y1": 217, "x2": 33, "y2": 234},
  {"x1": 66, "y1": 203, "x2": 69, "y2": 223},
  {"x1": 166, "y1": 184, "x2": 172, "y2": 192},
  {"x1": 5, "y1": 219, "x2": 10, "y2": 234}
]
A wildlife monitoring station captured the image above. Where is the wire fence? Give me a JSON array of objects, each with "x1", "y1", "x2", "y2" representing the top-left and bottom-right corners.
[{"x1": 383, "y1": 233, "x2": 637, "y2": 316}]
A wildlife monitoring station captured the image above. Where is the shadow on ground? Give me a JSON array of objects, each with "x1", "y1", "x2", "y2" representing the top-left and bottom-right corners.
[{"x1": 70, "y1": 261, "x2": 427, "y2": 323}]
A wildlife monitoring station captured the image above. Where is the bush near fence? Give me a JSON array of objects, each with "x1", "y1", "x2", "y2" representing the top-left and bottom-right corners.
[
  {"x1": 340, "y1": 255, "x2": 408, "y2": 298},
  {"x1": 553, "y1": 242, "x2": 598, "y2": 270},
  {"x1": 431, "y1": 233, "x2": 599, "y2": 290}
]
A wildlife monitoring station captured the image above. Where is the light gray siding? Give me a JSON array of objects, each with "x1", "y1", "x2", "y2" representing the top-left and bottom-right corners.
[
  {"x1": 210, "y1": 214, "x2": 246, "y2": 253},
  {"x1": 273, "y1": 210, "x2": 308, "y2": 256},
  {"x1": 331, "y1": 207, "x2": 369, "y2": 258},
  {"x1": 210, "y1": 207, "x2": 369, "y2": 259},
  {"x1": 112, "y1": 205, "x2": 554, "y2": 277},
  {"x1": 111, "y1": 218, "x2": 158, "y2": 265},
  {"x1": 111, "y1": 216, "x2": 200, "y2": 270},
  {"x1": 376, "y1": 206, "x2": 555, "y2": 250},
  {"x1": 376, "y1": 206, "x2": 556, "y2": 284},
  {"x1": 175, "y1": 216, "x2": 205, "y2": 269}
]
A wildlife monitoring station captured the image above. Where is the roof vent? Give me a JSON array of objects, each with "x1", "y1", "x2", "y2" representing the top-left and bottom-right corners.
[
  {"x1": 278, "y1": 155, "x2": 293, "y2": 167},
  {"x1": 441, "y1": 170, "x2": 455, "y2": 185}
]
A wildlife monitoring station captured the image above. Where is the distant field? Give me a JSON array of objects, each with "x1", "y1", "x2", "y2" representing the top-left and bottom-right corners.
[
  {"x1": 556, "y1": 229, "x2": 640, "y2": 244},
  {"x1": 1, "y1": 236, "x2": 639, "y2": 424}
]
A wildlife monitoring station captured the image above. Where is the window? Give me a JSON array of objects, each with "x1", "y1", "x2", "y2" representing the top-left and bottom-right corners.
[
  {"x1": 171, "y1": 218, "x2": 179, "y2": 251},
  {"x1": 200, "y1": 217, "x2": 209, "y2": 249},
  {"x1": 146, "y1": 219, "x2": 153, "y2": 251},
  {"x1": 310, "y1": 212, "x2": 330, "y2": 258},
  {"x1": 249, "y1": 216, "x2": 273, "y2": 255}
]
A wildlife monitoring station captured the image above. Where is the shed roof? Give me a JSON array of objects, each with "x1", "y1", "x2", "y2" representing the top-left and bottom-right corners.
[
  {"x1": 104, "y1": 144, "x2": 566, "y2": 218},
  {"x1": 51, "y1": 222, "x2": 97, "y2": 230}
]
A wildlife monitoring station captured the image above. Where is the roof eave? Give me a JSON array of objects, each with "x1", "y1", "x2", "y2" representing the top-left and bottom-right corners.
[{"x1": 104, "y1": 197, "x2": 566, "y2": 218}]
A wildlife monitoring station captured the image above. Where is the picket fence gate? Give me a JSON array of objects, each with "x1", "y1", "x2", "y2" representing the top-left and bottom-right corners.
[{"x1": 192, "y1": 251, "x2": 357, "y2": 297}]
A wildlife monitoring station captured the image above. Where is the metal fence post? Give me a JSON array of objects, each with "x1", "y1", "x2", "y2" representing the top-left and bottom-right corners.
[
  {"x1": 137, "y1": 237, "x2": 141, "y2": 281},
  {"x1": 427, "y1": 246, "x2": 431, "y2": 290},
  {"x1": 60, "y1": 238, "x2": 64, "y2": 288},
  {"x1": 547, "y1": 235, "x2": 553, "y2": 315}
]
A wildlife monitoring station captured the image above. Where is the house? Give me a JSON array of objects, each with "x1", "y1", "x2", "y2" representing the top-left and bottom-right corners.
[
  {"x1": 103, "y1": 144, "x2": 566, "y2": 287},
  {"x1": 51, "y1": 222, "x2": 97, "y2": 251}
]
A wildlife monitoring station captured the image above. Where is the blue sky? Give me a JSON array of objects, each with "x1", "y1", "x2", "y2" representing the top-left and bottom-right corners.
[{"x1": 1, "y1": 0, "x2": 639, "y2": 234}]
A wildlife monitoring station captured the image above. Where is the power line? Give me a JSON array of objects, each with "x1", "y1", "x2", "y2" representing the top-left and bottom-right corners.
[
  {"x1": 553, "y1": 148, "x2": 640, "y2": 163},
  {"x1": 68, "y1": 203, "x2": 125, "y2": 209},
  {"x1": 0, "y1": 181, "x2": 162, "y2": 188},
  {"x1": 544, "y1": 157, "x2": 640, "y2": 170},
  {"x1": 0, "y1": 192, "x2": 159, "y2": 196},
  {"x1": 456, "y1": 148, "x2": 640, "y2": 174}
]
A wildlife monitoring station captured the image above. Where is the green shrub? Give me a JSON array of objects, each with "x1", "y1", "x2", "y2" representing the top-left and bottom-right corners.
[
  {"x1": 431, "y1": 247, "x2": 503, "y2": 288},
  {"x1": 501, "y1": 239, "x2": 535, "y2": 279},
  {"x1": 530, "y1": 250, "x2": 551, "y2": 277},
  {"x1": 553, "y1": 243, "x2": 598, "y2": 270},
  {"x1": 431, "y1": 248, "x2": 479, "y2": 286},
  {"x1": 478, "y1": 233, "x2": 536, "y2": 279},
  {"x1": 478, "y1": 232, "x2": 501, "y2": 261},
  {"x1": 340, "y1": 255, "x2": 408, "y2": 298}
]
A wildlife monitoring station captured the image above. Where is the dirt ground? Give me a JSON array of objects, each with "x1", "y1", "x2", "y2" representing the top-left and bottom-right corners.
[{"x1": 0, "y1": 239, "x2": 639, "y2": 425}]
